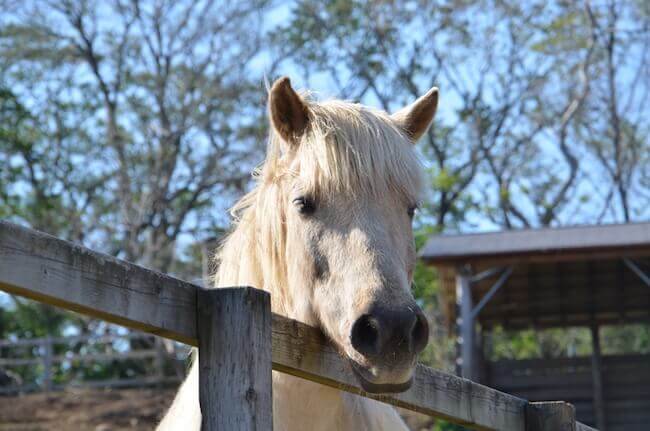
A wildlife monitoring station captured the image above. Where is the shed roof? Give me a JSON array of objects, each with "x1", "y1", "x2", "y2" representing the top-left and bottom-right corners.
[
  {"x1": 421, "y1": 222, "x2": 650, "y2": 266},
  {"x1": 420, "y1": 223, "x2": 650, "y2": 330}
]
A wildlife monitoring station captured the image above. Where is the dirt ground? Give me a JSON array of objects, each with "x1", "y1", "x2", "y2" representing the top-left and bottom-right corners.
[
  {"x1": 0, "y1": 387, "x2": 175, "y2": 431},
  {"x1": 0, "y1": 387, "x2": 435, "y2": 431}
]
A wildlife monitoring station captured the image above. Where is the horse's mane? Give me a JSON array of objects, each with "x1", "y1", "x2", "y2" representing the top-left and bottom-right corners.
[{"x1": 212, "y1": 96, "x2": 423, "y2": 315}]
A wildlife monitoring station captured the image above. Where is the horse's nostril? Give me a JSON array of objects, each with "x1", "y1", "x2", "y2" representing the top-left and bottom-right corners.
[
  {"x1": 351, "y1": 314, "x2": 380, "y2": 356},
  {"x1": 351, "y1": 306, "x2": 429, "y2": 360},
  {"x1": 411, "y1": 312, "x2": 429, "y2": 354}
]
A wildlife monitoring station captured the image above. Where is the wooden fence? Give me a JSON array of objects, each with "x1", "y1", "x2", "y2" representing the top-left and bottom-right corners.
[
  {"x1": 488, "y1": 354, "x2": 650, "y2": 431},
  {"x1": 0, "y1": 221, "x2": 597, "y2": 431},
  {"x1": 0, "y1": 332, "x2": 184, "y2": 394}
]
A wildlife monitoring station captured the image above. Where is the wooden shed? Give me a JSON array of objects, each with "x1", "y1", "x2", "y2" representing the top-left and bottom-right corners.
[{"x1": 421, "y1": 223, "x2": 650, "y2": 431}]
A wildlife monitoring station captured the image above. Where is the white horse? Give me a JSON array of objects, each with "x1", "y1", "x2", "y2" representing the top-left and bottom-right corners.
[{"x1": 158, "y1": 77, "x2": 439, "y2": 431}]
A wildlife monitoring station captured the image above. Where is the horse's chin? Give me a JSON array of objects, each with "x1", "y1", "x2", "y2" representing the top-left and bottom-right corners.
[{"x1": 349, "y1": 360, "x2": 414, "y2": 394}]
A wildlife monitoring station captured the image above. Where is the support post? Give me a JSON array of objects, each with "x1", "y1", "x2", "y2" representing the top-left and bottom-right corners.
[
  {"x1": 476, "y1": 326, "x2": 486, "y2": 383},
  {"x1": 470, "y1": 266, "x2": 513, "y2": 320},
  {"x1": 197, "y1": 287, "x2": 273, "y2": 431},
  {"x1": 590, "y1": 324, "x2": 607, "y2": 431},
  {"x1": 622, "y1": 258, "x2": 650, "y2": 287},
  {"x1": 526, "y1": 401, "x2": 577, "y2": 431},
  {"x1": 456, "y1": 265, "x2": 476, "y2": 380}
]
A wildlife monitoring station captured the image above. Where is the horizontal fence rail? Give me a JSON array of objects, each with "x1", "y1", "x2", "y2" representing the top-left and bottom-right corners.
[
  {"x1": 0, "y1": 332, "x2": 185, "y2": 393},
  {"x1": 0, "y1": 331, "x2": 165, "y2": 347},
  {"x1": 0, "y1": 221, "x2": 597, "y2": 431}
]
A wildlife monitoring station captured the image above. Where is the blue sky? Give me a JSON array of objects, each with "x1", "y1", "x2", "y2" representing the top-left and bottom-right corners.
[{"x1": 2, "y1": 0, "x2": 648, "y2": 254}]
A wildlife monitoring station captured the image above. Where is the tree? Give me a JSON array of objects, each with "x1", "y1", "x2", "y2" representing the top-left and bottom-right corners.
[
  {"x1": 273, "y1": 0, "x2": 649, "y2": 229},
  {"x1": 579, "y1": 0, "x2": 650, "y2": 221},
  {"x1": 0, "y1": 0, "x2": 274, "y2": 272},
  {"x1": 0, "y1": 0, "x2": 275, "y2": 384}
]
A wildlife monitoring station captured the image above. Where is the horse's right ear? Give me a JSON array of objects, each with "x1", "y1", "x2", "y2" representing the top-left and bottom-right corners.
[
  {"x1": 391, "y1": 87, "x2": 439, "y2": 142},
  {"x1": 268, "y1": 77, "x2": 309, "y2": 145}
]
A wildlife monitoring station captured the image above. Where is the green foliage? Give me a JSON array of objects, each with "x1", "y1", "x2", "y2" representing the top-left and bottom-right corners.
[
  {"x1": 413, "y1": 225, "x2": 440, "y2": 305},
  {"x1": 0, "y1": 302, "x2": 67, "y2": 339},
  {"x1": 433, "y1": 421, "x2": 470, "y2": 431},
  {"x1": 432, "y1": 170, "x2": 459, "y2": 193},
  {"x1": 0, "y1": 297, "x2": 84, "y2": 387},
  {"x1": 601, "y1": 324, "x2": 650, "y2": 355}
]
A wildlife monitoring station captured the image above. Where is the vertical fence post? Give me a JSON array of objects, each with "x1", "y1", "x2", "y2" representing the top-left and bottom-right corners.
[
  {"x1": 154, "y1": 337, "x2": 166, "y2": 387},
  {"x1": 526, "y1": 401, "x2": 577, "y2": 431},
  {"x1": 43, "y1": 335, "x2": 53, "y2": 392},
  {"x1": 197, "y1": 287, "x2": 273, "y2": 431}
]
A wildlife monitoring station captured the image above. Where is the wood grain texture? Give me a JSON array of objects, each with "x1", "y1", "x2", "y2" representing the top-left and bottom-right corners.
[
  {"x1": 490, "y1": 353, "x2": 646, "y2": 430},
  {"x1": 526, "y1": 401, "x2": 577, "y2": 431},
  {"x1": 0, "y1": 221, "x2": 197, "y2": 345},
  {"x1": 526, "y1": 402, "x2": 600, "y2": 431},
  {"x1": 0, "y1": 221, "x2": 598, "y2": 431},
  {"x1": 198, "y1": 287, "x2": 273, "y2": 431},
  {"x1": 271, "y1": 314, "x2": 526, "y2": 431}
]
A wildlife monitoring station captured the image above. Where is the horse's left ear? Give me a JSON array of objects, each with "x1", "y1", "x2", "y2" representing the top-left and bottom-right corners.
[
  {"x1": 391, "y1": 87, "x2": 439, "y2": 142},
  {"x1": 268, "y1": 77, "x2": 310, "y2": 145}
]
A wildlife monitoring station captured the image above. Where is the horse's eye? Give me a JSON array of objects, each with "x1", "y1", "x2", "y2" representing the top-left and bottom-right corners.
[
  {"x1": 293, "y1": 197, "x2": 317, "y2": 215},
  {"x1": 407, "y1": 205, "x2": 418, "y2": 219}
]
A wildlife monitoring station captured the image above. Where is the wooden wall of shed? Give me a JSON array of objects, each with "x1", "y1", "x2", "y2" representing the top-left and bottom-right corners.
[
  {"x1": 437, "y1": 258, "x2": 650, "y2": 330},
  {"x1": 487, "y1": 354, "x2": 650, "y2": 431},
  {"x1": 481, "y1": 259, "x2": 650, "y2": 329}
]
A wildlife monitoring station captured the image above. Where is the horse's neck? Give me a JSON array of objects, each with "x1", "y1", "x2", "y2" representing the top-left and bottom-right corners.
[
  {"x1": 273, "y1": 373, "x2": 407, "y2": 431},
  {"x1": 214, "y1": 207, "x2": 293, "y2": 317},
  {"x1": 273, "y1": 373, "x2": 347, "y2": 431},
  {"x1": 216, "y1": 223, "x2": 346, "y2": 428},
  {"x1": 214, "y1": 220, "x2": 264, "y2": 293},
  {"x1": 214, "y1": 212, "x2": 407, "y2": 431}
]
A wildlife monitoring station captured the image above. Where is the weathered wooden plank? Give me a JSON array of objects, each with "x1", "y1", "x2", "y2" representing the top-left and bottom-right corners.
[
  {"x1": 521, "y1": 400, "x2": 601, "y2": 431},
  {"x1": 526, "y1": 401, "x2": 578, "y2": 431},
  {"x1": 198, "y1": 287, "x2": 273, "y2": 431},
  {"x1": 0, "y1": 221, "x2": 597, "y2": 431},
  {"x1": 0, "y1": 221, "x2": 197, "y2": 345},
  {"x1": 271, "y1": 314, "x2": 526, "y2": 430}
]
